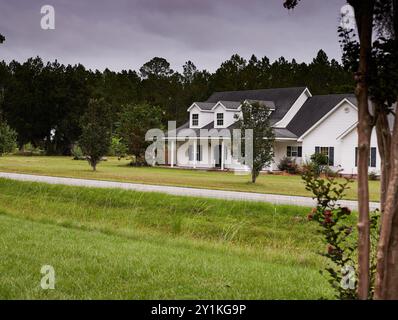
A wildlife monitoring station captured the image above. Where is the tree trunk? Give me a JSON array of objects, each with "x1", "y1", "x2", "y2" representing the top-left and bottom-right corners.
[
  {"x1": 251, "y1": 171, "x2": 257, "y2": 183},
  {"x1": 375, "y1": 101, "x2": 398, "y2": 299},
  {"x1": 350, "y1": 0, "x2": 375, "y2": 300},
  {"x1": 356, "y1": 95, "x2": 373, "y2": 300},
  {"x1": 375, "y1": 104, "x2": 392, "y2": 213},
  {"x1": 374, "y1": 0, "x2": 398, "y2": 300}
]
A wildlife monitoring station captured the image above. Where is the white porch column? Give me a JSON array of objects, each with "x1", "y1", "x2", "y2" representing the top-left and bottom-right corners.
[
  {"x1": 170, "y1": 140, "x2": 175, "y2": 168},
  {"x1": 221, "y1": 140, "x2": 225, "y2": 171},
  {"x1": 193, "y1": 139, "x2": 197, "y2": 168}
]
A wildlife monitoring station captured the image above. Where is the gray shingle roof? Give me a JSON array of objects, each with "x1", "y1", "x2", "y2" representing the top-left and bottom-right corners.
[
  {"x1": 245, "y1": 100, "x2": 276, "y2": 109},
  {"x1": 287, "y1": 94, "x2": 356, "y2": 137},
  {"x1": 193, "y1": 102, "x2": 216, "y2": 110},
  {"x1": 206, "y1": 87, "x2": 307, "y2": 122},
  {"x1": 218, "y1": 101, "x2": 241, "y2": 109},
  {"x1": 273, "y1": 128, "x2": 298, "y2": 139},
  {"x1": 173, "y1": 121, "x2": 298, "y2": 139}
]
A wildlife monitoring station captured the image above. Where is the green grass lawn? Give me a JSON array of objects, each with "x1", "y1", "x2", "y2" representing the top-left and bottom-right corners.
[
  {"x1": 0, "y1": 156, "x2": 380, "y2": 201},
  {"x1": 0, "y1": 178, "x2": 336, "y2": 299}
]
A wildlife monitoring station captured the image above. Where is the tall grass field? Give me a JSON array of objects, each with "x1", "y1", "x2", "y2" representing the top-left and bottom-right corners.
[{"x1": 0, "y1": 178, "x2": 337, "y2": 299}]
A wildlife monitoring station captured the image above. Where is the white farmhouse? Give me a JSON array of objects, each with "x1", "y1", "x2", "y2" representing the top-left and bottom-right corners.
[{"x1": 165, "y1": 87, "x2": 379, "y2": 175}]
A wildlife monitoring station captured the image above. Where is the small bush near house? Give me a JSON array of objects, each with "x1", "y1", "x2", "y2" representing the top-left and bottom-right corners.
[
  {"x1": 277, "y1": 157, "x2": 299, "y2": 174},
  {"x1": 304, "y1": 153, "x2": 329, "y2": 176}
]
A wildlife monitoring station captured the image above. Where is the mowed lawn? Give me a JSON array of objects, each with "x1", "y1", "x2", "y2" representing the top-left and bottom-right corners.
[
  {"x1": 0, "y1": 178, "x2": 336, "y2": 299},
  {"x1": 0, "y1": 156, "x2": 380, "y2": 201}
]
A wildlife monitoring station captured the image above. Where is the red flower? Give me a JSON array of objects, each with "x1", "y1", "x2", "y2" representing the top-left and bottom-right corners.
[
  {"x1": 327, "y1": 245, "x2": 335, "y2": 255},
  {"x1": 307, "y1": 213, "x2": 314, "y2": 221},
  {"x1": 324, "y1": 210, "x2": 332, "y2": 217},
  {"x1": 325, "y1": 216, "x2": 333, "y2": 224}
]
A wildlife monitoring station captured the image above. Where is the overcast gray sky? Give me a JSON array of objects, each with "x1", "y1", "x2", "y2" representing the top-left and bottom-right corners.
[{"x1": 0, "y1": 0, "x2": 347, "y2": 72}]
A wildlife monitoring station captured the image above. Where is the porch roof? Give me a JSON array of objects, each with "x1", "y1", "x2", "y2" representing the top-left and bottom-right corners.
[{"x1": 166, "y1": 122, "x2": 297, "y2": 140}]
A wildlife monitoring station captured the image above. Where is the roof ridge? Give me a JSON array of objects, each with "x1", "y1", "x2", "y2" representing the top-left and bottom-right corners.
[{"x1": 210, "y1": 86, "x2": 307, "y2": 95}]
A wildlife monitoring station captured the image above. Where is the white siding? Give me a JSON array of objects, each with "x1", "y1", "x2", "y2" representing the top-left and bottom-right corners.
[
  {"x1": 301, "y1": 101, "x2": 380, "y2": 174},
  {"x1": 272, "y1": 141, "x2": 303, "y2": 171},
  {"x1": 189, "y1": 105, "x2": 213, "y2": 128},
  {"x1": 212, "y1": 104, "x2": 240, "y2": 128},
  {"x1": 340, "y1": 126, "x2": 380, "y2": 175}
]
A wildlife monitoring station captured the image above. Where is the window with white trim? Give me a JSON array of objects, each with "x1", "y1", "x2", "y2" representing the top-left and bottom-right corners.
[
  {"x1": 315, "y1": 146, "x2": 335, "y2": 166},
  {"x1": 287, "y1": 146, "x2": 302, "y2": 158},
  {"x1": 355, "y1": 147, "x2": 377, "y2": 168},
  {"x1": 192, "y1": 114, "x2": 199, "y2": 126},
  {"x1": 216, "y1": 113, "x2": 224, "y2": 126}
]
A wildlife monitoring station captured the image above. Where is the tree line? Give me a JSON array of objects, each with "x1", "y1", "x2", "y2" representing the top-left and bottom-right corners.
[{"x1": 0, "y1": 50, "x2": 354, "y2": 155}]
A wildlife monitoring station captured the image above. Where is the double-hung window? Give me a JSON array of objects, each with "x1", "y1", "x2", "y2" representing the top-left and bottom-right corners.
[
  {"x1": 287, "y1": 146, "x2": 302, "y2": 158},
  {"x1": 216, "y1": 113, "x2": 224, "y2": 126},
  {"x1": 315, "y1": 146, "x2": 335, "y2": 166},
  {"x1": 355, "y1": 147, "x2": 377, "y2": 168},
  {"x1": 192, "y1": 114, "x2": 199, "y2": 127}
]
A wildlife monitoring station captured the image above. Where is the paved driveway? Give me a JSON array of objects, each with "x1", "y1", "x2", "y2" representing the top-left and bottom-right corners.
[{"x1": 0, "y1": 172, "x2": 380, "y2": 211}]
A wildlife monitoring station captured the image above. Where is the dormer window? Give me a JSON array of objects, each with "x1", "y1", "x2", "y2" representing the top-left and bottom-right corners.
[
  {"x1": 216, "y1": 113, "x2": 224, "y2": 126},
  {"x1": 192, "y1": 114, "x2": 199, "y2": 126}
]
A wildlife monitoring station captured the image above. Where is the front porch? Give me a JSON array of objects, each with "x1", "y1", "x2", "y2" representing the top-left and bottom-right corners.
[
  {"x1": 165, "y1": 138, "x2": 302, "y2": 172},
  {"x1": 166, "y1": 138, "x2": 244, "y2": 170}
]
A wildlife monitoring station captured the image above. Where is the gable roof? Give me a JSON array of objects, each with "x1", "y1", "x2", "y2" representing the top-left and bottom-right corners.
[
  {"x1": 287, "y1": 94, "x2": 356, "y2": 137},
  {"x1": 205, "y1": 87, "x2": 307, "y2": 122},
  {"x1": 192, "y1": 102, "x2": 215, "y2": 111},
  {"x1": 217, "y1": 101, "x2": 242, "y2": 110}
]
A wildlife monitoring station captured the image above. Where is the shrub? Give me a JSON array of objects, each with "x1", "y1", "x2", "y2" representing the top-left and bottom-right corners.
[
  {"x1": 311, "y1": 152, "x2": 329, "y2": 166},
  {"x1": 277, "y1": 157, "x2": 299, "y2": 174},
  {"x1": 0, "y1": 121, "x2": 17, "y2": 156},
  {"x1": 304, "y1": 153, "x2": 330, "y2": 176},
  {"x1": 14, "y1": 143, "x2": 44, "y2": 156},
  {"x1": 109, "y1": 136, "x2": 128, "y2": 160},
  {"x1": 71, "y1": 145, "x2": 85, "y2": 160},
  {"x1": 302, "y1": 168, "x2": 380, "y2": 299}
]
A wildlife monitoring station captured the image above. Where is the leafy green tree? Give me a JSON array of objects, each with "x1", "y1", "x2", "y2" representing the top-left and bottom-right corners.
[
  {"x1": 79, "y1": 99, "x2": 112, "y2": 171},
  {"x1": 118, "y1": 103, "x2": 164, "y2": 165},
  {"x1": 211, "y1": 54, "x2": 247, "y2": 91},
  {"x1": 236, "y1": 101, "x2": 275, "y2": 183},
  {"x1": 140, "y1": 57, "x2": 173, "y2": 79}
]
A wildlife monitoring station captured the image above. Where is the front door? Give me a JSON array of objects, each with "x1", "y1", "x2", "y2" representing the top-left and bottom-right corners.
[{"x1": 214, "y1": 145, "x2": 222, "y2": 168}]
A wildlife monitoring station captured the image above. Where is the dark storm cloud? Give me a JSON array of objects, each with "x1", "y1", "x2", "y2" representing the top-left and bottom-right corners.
[{"x1": 0, "y1": 0, "x2": 347, "y2": 72}]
